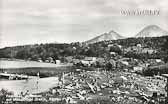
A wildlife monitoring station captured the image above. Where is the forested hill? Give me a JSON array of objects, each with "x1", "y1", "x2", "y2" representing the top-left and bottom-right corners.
[
  {"x1": 0, "y1": 36, "x2": 168, "y2": 62},
  {"x1": 110, "y1": 36, "x2": 168, "y2": 49}
]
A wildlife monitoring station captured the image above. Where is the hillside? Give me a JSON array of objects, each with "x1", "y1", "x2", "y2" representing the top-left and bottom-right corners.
[
  {"x1": 136, "y1": 25, "x2": 168, "y2": 38},
  {"x1": 0, "y1": 36, "x2": 168, "y2": 62},
  {"x1": 86, "y1": 30, "x2": 124, "y2": 44}
]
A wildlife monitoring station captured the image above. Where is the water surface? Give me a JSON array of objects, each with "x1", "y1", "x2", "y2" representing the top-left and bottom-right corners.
[{"x1": 0, "y1": 77, "x2": 59, "y2": 95}]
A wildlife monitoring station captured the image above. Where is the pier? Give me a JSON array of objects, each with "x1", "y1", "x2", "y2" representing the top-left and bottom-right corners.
[{"x1": 0, "y1": 73, "x2": 36, "y2": 80}]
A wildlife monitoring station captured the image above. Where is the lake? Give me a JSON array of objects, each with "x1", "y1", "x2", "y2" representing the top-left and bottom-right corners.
[
  {"x1": 0, "y1": 59, "x2": 94, "y2": 95},
  {"x1": 0, "y1": 59, "x2": 74, "y2": 77},
  {"x1": 0, "y1": 59, "x2": 72, "y2": 69},
  {"x1": 0, "y1": 59, "x2": 71, "y2": 95},
  {"x1": 0, "y1": 77, "x2": 59, "y2": 96}
]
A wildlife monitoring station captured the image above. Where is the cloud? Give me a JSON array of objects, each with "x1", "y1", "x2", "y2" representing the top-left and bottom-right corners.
[{"x1": 0, "y1": 0, "x2": 168, "y2": 48}]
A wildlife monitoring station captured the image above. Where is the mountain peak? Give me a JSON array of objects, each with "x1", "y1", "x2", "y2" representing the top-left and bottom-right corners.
[
  {"x1": 136, "y1": 25, "x2": 168, "y2": 38},
  {"x1": 86, "y1": 30, "x2": 124, "y2": 44},
  {"x1": 109, "y1": 30, "x2": 117, "y2": 34},
  {"x1": 144, "y1": 25, "x2": 160, "y2": 30}
]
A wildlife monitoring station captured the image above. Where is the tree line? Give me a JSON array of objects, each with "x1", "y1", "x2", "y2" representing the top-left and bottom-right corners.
[{"x1": 0, "y1": 36, "x2": 168, "y2": 62}]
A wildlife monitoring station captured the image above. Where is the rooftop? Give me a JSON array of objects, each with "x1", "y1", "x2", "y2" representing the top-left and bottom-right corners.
[{"x1": 162, "y1": 74, "x2": 168, "y2": 78}]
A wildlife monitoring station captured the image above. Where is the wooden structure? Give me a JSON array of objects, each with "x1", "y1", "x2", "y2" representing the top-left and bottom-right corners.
[
  {"x1": 162, "y1": 74, "x2": 168, "y2": 103},
  {"x1": 0, "y1": 73, "x2": 35, "y2": 80}
]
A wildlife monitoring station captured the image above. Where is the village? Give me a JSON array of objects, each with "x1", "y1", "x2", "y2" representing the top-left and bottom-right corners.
[
  {"x1": 1, "y1": 40, "x2": 168, "y2": 104},
  {"x1": 1, "y1": 68, "x2": 167, "y2": 104},
  {"x1": 1, "y1": 0, "x2": 168, "y2": 103}
]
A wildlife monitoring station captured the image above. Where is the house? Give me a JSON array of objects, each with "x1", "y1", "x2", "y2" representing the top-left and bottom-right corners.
[
  {"x1": 72, "y1": 59, "x2": 80, "y2": 64},
  {"x1": 137, "y1": 44, "x2": 142, "y2": 48},
  {"x1": 120, "y1": 61, "x2": 129, "y2": 66},
  {"x1": 96, "y1": 58, "x2": 105, "y2": 63},
  {"x1": 142, "y1": 48, "x2": 156, "y2": 54},
  {"x1": 73, "y1": 47, "x2": 76, "y2": 50},
  {"x1": 84, "y1": 57, "x2": 97, "y2": 64},
  {"x1": 110, "y1": 52, "x2": 116, "y2": 55},
  {"x1": 155, "y1": 59, "x2": 162, "y2": 63},
  {"x1": 45, "y1": 59, "x2": 49, "y2": 63},
  {"x1": 55, "y1": 60, "x2": 61, "y2": 64},
  {"x1": 133, "y1": 66, "x2": 143, "y2": 72},
  {"x1": 108, "y1": 44, "x2": 114, "y2": 47},
  {"x1": 109, "y1": 59, "x2": 116, "y2": 68},
  {"x1": 47, "y1": 57, "x2": 54, "y2": 63},
  {"x1": 65, "y1": 56, "x2": 73, "y2": 63},
  {"x1": 117, "y1": 45, "x2": 122, "y2": 49},
  {"x1": 79, "y1": 57, "x2": 97, "y2": 66},
  {"x1": 37, "y1": 58, "x2": 43, "y2": 62},
  {"x1": 84, "y1": 57, "x2": 96, "y2": 61},
  {"x1": 81, "y1": 60, "x2": 91, "y2": 66}
]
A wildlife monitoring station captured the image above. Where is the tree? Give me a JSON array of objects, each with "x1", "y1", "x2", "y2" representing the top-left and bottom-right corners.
[{"x1": 109, "y1": 45, "x2": 122, "y2": 55}]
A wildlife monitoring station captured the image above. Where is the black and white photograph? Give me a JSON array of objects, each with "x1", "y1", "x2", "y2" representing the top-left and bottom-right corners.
[{"x1": 0, "y1": 0, "x2": 168, "y2": 104}]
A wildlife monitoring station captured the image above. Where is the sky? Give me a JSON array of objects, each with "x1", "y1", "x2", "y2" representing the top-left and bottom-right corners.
[{"x1": 0, "y1": 0, "x2": 168, "y2": 48}]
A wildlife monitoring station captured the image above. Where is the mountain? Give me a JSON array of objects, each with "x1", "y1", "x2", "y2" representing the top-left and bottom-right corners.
[
  {"x1": 85, "y1": 30, "x2": 124, "y2": 44},
  {"x1": 135, "y1": 25, "x2": 168, "y2": 38}
]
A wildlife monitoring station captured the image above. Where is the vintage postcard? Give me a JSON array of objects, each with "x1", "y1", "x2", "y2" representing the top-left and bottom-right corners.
[{"x1": 0, "y1": 0, "x2": 168, "y2": 104}]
